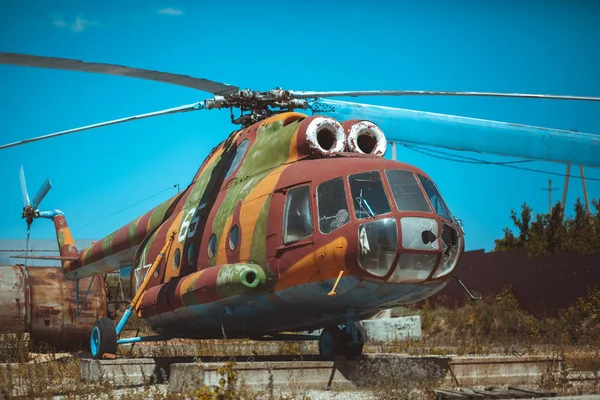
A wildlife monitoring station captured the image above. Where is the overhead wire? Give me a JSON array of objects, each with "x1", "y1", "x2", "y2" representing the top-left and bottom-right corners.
[
  {"x1": 74, "y1": 185, "x2": 178, "y2": 232},
  {"x1": 402, "y1": 144, "x2": 600, "y2": 182}
]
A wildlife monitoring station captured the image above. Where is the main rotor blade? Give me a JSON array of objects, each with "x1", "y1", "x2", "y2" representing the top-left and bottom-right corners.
[
  {"x1": 32, "y1": 178, "x2": 52, "y2": 210},
  {"x1": 293, "y1": 90, "x2": 600, "y2": 102},
  {"x1": 0, "y1": 102, "x2": 204, "y2": 151},
  {"x1": 311, "y1": 99, "x2": 600, "y2": 168},
  {"x1": 0, "y1": 52, "x2": 239, "y2": 95},
  {"x1": 19, "y1": 166, "x2": 30, "y2": 207}
]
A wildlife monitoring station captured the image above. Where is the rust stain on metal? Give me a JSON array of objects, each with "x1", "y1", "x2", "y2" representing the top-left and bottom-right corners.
[
  {"x1": 0, "y1": 265, "x2": 107, "y2": 350},
  {"x1": 0, "y1": 266, "x2": 30, "y2": 333}
]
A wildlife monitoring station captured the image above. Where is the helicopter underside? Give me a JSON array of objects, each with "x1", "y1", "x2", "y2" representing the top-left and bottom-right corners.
[{"x1": 140, "y1": 276, "x2": 447, "y2": 339}]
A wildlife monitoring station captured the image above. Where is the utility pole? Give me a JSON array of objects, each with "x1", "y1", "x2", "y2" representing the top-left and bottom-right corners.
[
  {"x1": 580, "y1": 166, "x2": 591, "y2": 214},
  {"x1": 561, "y1": 164, "x2": 571, "y2": 217},
  {"x1": 541, "y1": 179, "x2": 558, "y2": 213}
]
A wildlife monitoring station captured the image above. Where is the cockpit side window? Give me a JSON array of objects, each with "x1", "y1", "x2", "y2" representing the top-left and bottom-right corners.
[
  {"x1": 349, "y1": 171, "x2": 391, "y2": 220},
  {"x1": 224, "y1": 139, "x2": 249, "y2": 180},
  {"x1": 317, "y1": 177, "x2": 350, "y2": 234},
  {"x1": 385, "y1": 170, "x2": 431, "y2": 213},
  {"x1": 417, "y1": 174, "x2": 453, "y2": 220},
  {"x1": 283, "y1": 185, "x2": 314, "y2": 245}
]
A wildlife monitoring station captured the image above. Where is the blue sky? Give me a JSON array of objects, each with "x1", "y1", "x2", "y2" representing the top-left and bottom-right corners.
[{"x1": 0, "y1": 0, "x2": 599, "y2": 252}]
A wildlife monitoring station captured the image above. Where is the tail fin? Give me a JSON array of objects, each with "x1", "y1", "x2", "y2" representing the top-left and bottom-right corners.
[
  {"x1": 52, "y1": 212, "x2": 79, "y2": 269},
  {"x1": 11, "y1": 210, "x2": 80, "y2": 269},
  {"x1": 16, "y1": 167, "x2": 79, "y2": 270}
]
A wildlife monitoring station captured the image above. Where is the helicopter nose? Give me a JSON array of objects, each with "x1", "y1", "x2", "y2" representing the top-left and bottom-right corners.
[
  {"x1": 355, "y1": 216, "x2": 463, "y2": 282},
  {"x1": 357, "y1": 217, "x2": 398, "y2": 277}
]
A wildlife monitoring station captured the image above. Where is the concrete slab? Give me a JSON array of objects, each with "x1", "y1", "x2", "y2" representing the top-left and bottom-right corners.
[
  {"x1": 449, "y1": 355, "x2": 563, "y2": 386},
  {"x1": 358, "y1": 315, "x2": 421, "y2": 342},
  {"x1": 79, "y1": 353, "x2": 563, "y2": 394},
  {"x1": 80, "y1": 356, "x2": 196, "y2": 387}
]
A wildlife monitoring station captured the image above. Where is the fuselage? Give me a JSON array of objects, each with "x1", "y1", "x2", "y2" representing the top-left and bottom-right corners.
[{"x1": 57, "y1": 112, "x2": 464, "y2": 338}]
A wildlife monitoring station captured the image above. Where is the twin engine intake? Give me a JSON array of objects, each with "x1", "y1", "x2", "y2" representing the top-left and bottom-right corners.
[{"x1": 297, "y1": 116, "x2": 387, "y2": 157}]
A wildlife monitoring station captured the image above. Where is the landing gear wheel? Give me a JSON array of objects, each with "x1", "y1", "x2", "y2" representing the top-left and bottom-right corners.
[
  {"x1": 318, "y1": 326, "x2": 345, "y2": 360},
  {"x1": 90, "y1": 317, "x2": 117, "y2": 359}
]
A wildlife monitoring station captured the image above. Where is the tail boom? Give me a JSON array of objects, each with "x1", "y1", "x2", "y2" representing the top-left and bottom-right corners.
[{"x1": 62, "y1": 193, "x2": 182, "y2": 280}]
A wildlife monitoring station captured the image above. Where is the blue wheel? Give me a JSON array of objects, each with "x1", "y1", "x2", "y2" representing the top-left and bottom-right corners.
[
  {"x1": 318, "y1": 326, "x2": 344, "y2": 360},
  {"x1": 90, "y1": 317, "x2": 117, "y2": 359}
]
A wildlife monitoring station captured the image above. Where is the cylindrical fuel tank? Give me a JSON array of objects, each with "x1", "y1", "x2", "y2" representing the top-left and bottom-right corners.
[{"x1": 0, "y1": 265, "x2": 107, "y2": 350}]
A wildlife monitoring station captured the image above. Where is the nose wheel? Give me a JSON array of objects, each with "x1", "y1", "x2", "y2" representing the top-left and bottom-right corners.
[
  {"x1": 318, "y1": 325, "x2": 364, "y2": 360},
  {"x1": 90, "y1": 317, "x2": 117, "y2": 359}
]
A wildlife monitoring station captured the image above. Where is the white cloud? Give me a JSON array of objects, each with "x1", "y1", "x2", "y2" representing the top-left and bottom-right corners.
[
  {"x1": 52, "y1": 13, "x2": 99, "y2": 32},
  {"x1": 158, "y1": 7, "x2": 183, "y2": 16},
  {"x1": 70, "y1": 14, "x2": 99, "y2": 32}
]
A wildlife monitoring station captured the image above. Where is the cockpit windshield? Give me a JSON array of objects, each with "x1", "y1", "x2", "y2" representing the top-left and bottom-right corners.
[
  {"x1": 417, "y1": 174, "x2": 453, "y2": 220},
  {"x1": 385, "y1": 170, "x2": 431, "y2": 213},
  {"x1": 349, "y1": 171, "x2": 391, "y2": 219}
]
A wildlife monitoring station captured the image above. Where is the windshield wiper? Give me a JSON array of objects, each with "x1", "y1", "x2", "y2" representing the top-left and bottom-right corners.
[{"x1": 355, "y1": 190, "x2": 375, "y2": 218}]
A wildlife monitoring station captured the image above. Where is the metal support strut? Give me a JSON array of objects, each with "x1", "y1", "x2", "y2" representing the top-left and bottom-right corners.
[
  {"x1": 115, "y1": 231, "x2": 176, "y2": 338},
  {"x1": 452, "y1": 273, "x2": 482, "y2": 301},
  {"x1": 76, "y1": 275, "x2": 96, "y2": 318}
]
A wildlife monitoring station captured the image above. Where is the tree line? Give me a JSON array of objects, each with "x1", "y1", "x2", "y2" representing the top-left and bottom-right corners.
[{"x1": 494, "y1": 197, "x2": 600, "y2": 255}]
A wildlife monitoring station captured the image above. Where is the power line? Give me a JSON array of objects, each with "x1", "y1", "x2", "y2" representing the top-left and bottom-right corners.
[
  {"x1": 74, "y1": 185, "x2": 178, "y2": 232},
  {"x1": 403, "y1": 145, "x2": 600, "y2": 182},
  {"x1": 404, "y1": 145, "x2": 533, "y2": 165}
]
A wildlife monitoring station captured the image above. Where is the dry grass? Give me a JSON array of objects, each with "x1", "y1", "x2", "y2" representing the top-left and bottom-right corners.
[{"x1": 2, "y1": 286, "x2": 599, "y2": 399}]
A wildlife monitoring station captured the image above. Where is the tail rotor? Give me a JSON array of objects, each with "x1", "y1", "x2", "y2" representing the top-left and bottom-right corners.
[{"x1": 19, "y1": 166, "x2": 52, "y2": 265}]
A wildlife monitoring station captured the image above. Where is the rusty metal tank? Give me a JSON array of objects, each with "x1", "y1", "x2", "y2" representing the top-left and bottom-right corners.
[{"x1": 0, "y1": 265, "x2": 107, "y2": 350}]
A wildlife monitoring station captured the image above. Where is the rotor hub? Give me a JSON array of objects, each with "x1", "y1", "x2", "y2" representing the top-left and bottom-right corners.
[{"x1": 204, "y1": 88, "x2": 310, "y2": 127}]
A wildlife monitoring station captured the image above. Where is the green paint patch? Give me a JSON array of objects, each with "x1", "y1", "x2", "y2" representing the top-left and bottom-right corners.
[
  {"x1": 211, "y1": 120, "x2": 301, "y2": 259},
  {"x1": 57, "y1": 231, "x2": 66, "y2": 248},
  {"x1": 216, "y1": 263, "x2": 266, "y2": 299},
  {"x1": 249, "y1": 195, "x2": 271, "y2": 267},
  {"x1": 101, "y1": 231, "x2": 117, "y2": 258},
  {"x1": 127, "y1": 217, "x2": 141, "y2": 246},
  {"x1": 83, "y1": 246, "x2": 94, "y2": 265},
  {"x1": 148, "y1": 197, "x2": 174, "y2": 230}
]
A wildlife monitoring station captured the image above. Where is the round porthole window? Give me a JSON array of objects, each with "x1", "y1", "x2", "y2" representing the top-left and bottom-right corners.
[
  {"x1": 208, "y1": 234, "x2": 217, "y2": 258},
  {"x1": 173, "y1": 248, "x2": 181, "y2": 271},
  {"x1": 229, "y1": 225, "x2": 239, "y2": 250},
  {"x1": 187, "y1": 242, "x2": 198, "y2": 266}
]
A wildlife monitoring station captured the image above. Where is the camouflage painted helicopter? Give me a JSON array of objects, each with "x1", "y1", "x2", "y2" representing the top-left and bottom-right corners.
[{"x1": 2, "y1": 52, "x2": 600, "y2": 360}]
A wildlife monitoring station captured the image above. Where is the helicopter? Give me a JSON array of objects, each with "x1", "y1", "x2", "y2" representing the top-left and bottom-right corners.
[{"x1": 2, "y1": 52, "x2": 600, "y2": 360}]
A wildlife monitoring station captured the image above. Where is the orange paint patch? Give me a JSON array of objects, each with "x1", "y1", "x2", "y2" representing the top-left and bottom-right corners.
[
  {"x1": 179, "y1": 269, "x2": 206, "y2": 303},
  {"x1": 275, "y1": 237, "x2": 348, "y2": 291},
  {"x1": 59, "y1": 227, "x2": 76, "y2": 247},
  {"x1": 239, "y1": 166, "x2": 286, "y2": 261}
]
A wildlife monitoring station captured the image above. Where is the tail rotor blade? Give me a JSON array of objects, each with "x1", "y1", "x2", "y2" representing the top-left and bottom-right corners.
[
  {"x1": 32, "y1": 178, "x2": 52, "y2": 210},
  {"x1": 19, "y1": 166, "x2": 30, "y2": 207}
]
